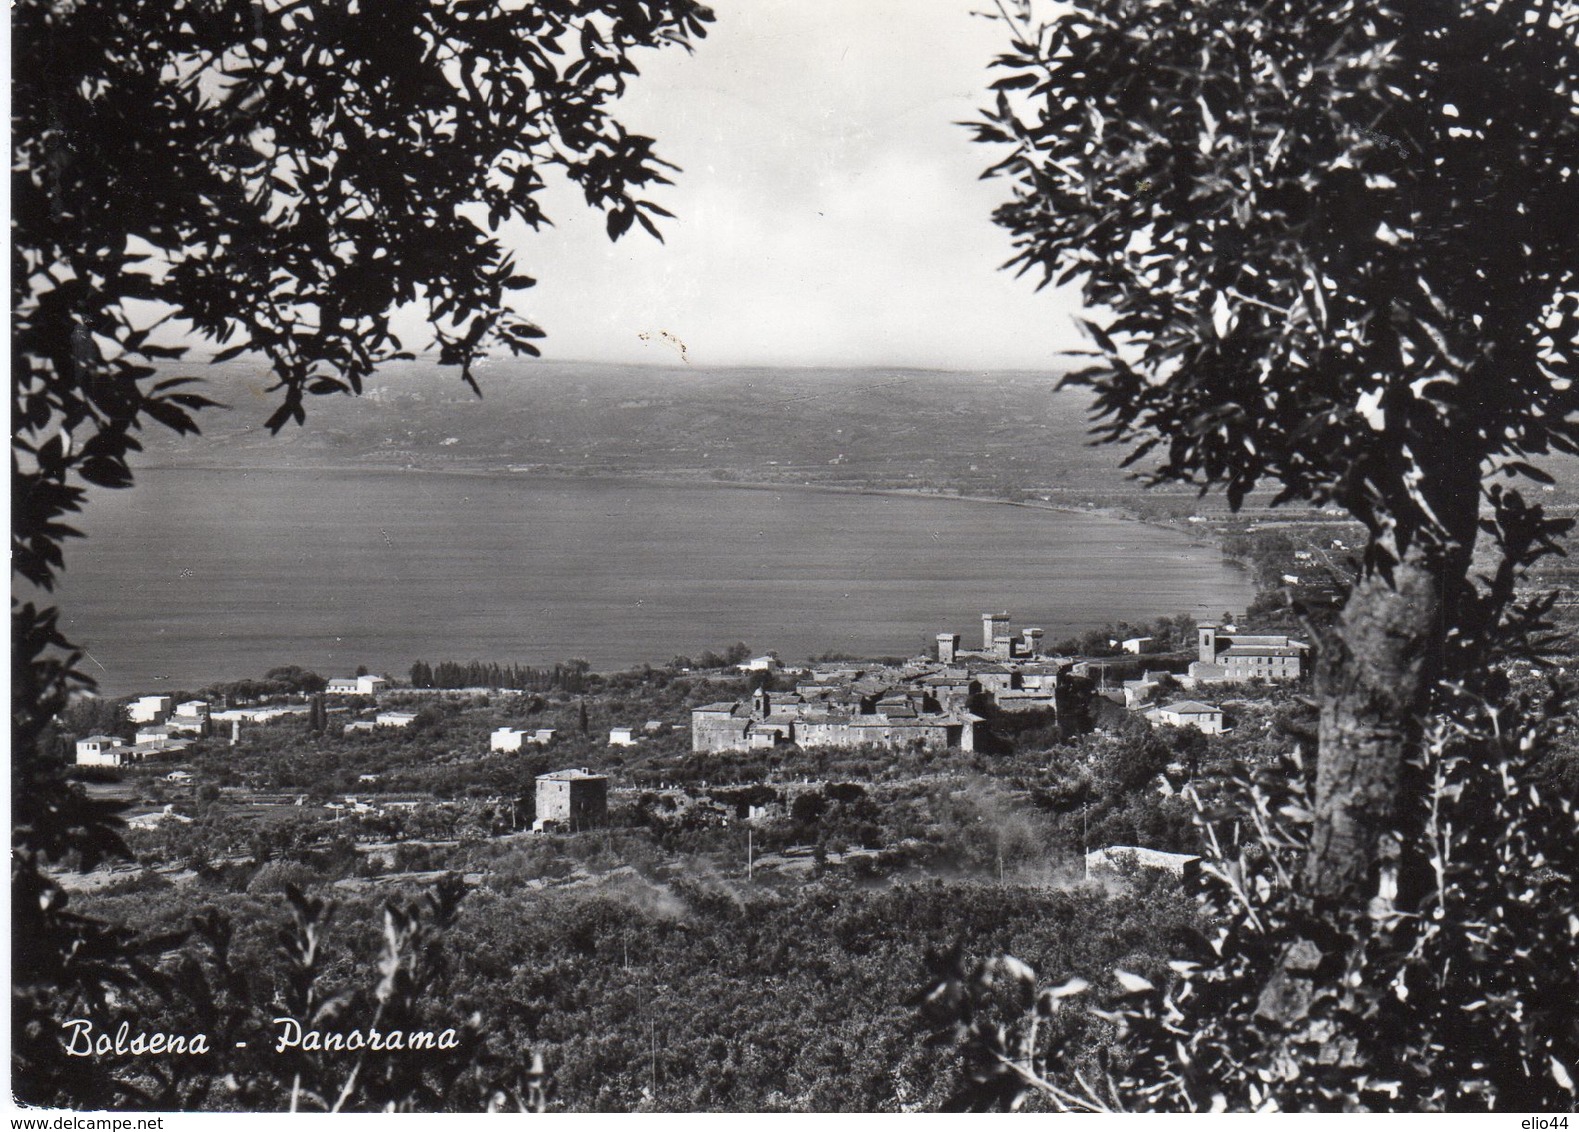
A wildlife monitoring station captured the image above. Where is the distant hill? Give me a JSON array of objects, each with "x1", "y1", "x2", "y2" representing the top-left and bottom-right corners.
[
  {"x1": 134, "y1": 359, "x2": 1143, "y2": 502},
  {"x1": 134, "y1": 356, "x2": 1579, "y2": 521}
]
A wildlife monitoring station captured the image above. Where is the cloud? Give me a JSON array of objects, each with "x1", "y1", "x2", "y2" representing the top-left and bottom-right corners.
[{"x1": 504, "y1": 0, "x2": 1087, "y2": 370}]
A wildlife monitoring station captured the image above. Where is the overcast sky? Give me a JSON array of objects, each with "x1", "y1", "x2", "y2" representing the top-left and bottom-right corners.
[{"x1": 499, "y1": 0, "x2": 1087, "y2": 371}]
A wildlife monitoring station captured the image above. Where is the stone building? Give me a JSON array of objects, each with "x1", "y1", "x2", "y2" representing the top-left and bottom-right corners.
[
  {"x1": 534, "y1": 768, "x2": 608, "y2": 832},
  {"x1": 938, "y1": 612, "x2": 1046, "y2": 664},
  {"x1": 691, "y1": 685, "x2": 978, "y2": 754},
  {"x1": 1086, "y1": 845, "x2": 1202, "y2": 881},
  {"x1": 1187, "y1": 621, "x2": 1307, "y2": 684}
]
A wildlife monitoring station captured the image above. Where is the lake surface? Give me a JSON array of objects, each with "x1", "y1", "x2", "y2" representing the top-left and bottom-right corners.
[{"x1": 44, "y1": 468, "x2": 1253, "y2": 696}]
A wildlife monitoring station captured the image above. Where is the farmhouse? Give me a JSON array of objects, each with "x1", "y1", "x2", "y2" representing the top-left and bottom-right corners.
[
  {"x1": 127, "y1": 805, "x2": 195, "y2": 831},
  {"x1": 491, "y1": 727, "x2": 529, "y2": 753},
  {"x1": 1144, "y1": 700, "x2": 1225, "y2": 736},
  {"x1": 167, "y1": 701, "x2": 210, "y2": 735},
  {"x1": 534, "y1": 768, "x2": 608, "y2": 832},
  {"x1": 212, "y1": 705, "x2": 310, "y2": 725},
  {"x1": 75, "y1": 735, "x2": 128, "y2": 767},
  {"x1": 326, "y1": 675, "x2": 388, "y2": 695},
  {"x1": 135, "y1": 724, "x2": 174, "y2": 748}
]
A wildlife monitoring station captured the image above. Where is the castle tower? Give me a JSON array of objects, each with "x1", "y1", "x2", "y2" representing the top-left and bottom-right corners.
[
  {"x1": 1022, "y1": 627, "x2": 1044, "y2": 657},
  {"x1": 1197, "y1": 621, "x2": 1219, "y2": 665},
  {"x1": 983, "y1": 611, "x2": 1011, "y2": 651},
  {"x1": 937, "y1": 633, "x2": 960, "y2": 664}
]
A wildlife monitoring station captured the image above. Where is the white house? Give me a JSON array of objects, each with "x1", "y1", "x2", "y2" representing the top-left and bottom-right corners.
[
  {"x1": 76, "y1": 735, "x2": 129, "y2": 767},
  {"x1": 127, "y1": 695, "x2": 172, "y2": 724},
  {"x1": 1120, "y1": 674, "x2": 1168, "y2": 708},
  {"x1": 165, "y1": 714, "x2": 206, "y2": 735},
  {"x1": 375, "y1": 711, "x2": 418, "y2": 728},
  {"x1": 736, "y1": 656, "x2": 778, "y2": 672},
  {"x1": 491, "y1": 727, "x2": 528, "y2": 753},
  {"x1": 327, "y1": 675, "x2": 388, "y2": 695},
  {"x1": 529, "y1": 728, "x2": 557, "y2": 746},
  {"x1": 135, "y1": 724, "x2": 175, "y2": 748},
  {"x1": 609, "y1": 726, "x2": 638, "y2": 747},
  {"x1": 1120, "y1": 637, "x2": 1153, "y2": 654},
  {"x1": 1145, "y1": 700, "x2": 1225, "y2": 735},
  {"x1": 166, "y1": 700, "x2": 210, "y2": 734}
]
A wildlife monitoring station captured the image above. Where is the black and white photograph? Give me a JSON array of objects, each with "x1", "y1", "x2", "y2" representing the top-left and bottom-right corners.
[{"x1": 11, "y1": 0, "x2": 1579, "y2": 1116}]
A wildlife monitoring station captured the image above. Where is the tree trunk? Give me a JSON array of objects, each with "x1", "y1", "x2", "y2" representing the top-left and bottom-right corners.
[
  {"x1": 1306, "y1": 553, "x2": 1444, "y2": 898},
  {"x1": 1306, "y1": 468, "x2": 1481, "y2": 899}
]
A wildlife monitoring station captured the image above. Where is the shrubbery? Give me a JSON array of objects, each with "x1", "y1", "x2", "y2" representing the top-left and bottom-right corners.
[{"x1": 920, "y1": 695, "x2": 1579, "y2": 1111}]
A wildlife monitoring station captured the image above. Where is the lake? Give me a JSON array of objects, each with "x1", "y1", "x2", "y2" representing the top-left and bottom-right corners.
[{"x1": 44, "y1": 468, "x2": 1254, "y2": 696}]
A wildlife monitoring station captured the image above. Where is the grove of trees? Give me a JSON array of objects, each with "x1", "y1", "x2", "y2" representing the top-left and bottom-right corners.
[
  {"x1": 12, "y1": 0, "x2": 713, "y2": 1108},
  {"x1": 941, "y1": 0, "x2": 1579, "y2": 1110}
]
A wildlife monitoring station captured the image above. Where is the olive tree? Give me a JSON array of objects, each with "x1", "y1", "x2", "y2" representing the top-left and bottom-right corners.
[
  {"x1": 11, "y1": 0, "x2": 711, "y2": 1107},
  {"x1": 973, "y1": 0, "x2": 1577, "y2": 898}
]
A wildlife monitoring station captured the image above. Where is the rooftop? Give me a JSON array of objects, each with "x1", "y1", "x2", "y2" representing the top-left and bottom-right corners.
[{"x1": 1159, "y1": 700, "x2": 1220, "y2": 715}]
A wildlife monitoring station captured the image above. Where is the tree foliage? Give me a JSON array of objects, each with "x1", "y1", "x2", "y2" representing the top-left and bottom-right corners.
[
  {"x1": 974, "y1": 0, "x2": 1577, "y2": 895},
  {"x1": 977, "y1": 0, "x2": 1577, "y2": 525},
  {"x1": 922, "y1": 719, "x2": 1579, "y2": 1111},
  {"x1": 950, "y1": 0, "x2": 1579, "y2": 1110},
  {"x1": 11, "y1": 0, "x2": 712, "y2": 1108},
  {"x1": 14, "y1": 0, "x2": 713, "y2": 592}
]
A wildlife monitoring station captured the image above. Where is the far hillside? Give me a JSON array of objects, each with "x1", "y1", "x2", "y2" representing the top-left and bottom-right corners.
[
  {"x1": 135, "y1": 358, "x2": 1579, "y2": 526},
  {"x1": 118, "y1": 360, "x2": 1215, "y2": 515}
]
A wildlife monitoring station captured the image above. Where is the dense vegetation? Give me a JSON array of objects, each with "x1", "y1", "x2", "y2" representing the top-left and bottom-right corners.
[
  {"x1": 947, "y1": 0, "x2": 1579, "y2": 1111},
  {"x1": 45, "y1": 645, "x2": 1335, "y2": 1110},
  {"x1": 80, "y1": 867, "x2": 1199, "y2": 1112},
  {"x1": 42, "y1": 611, "x2": 1579, "y2": 1112}
]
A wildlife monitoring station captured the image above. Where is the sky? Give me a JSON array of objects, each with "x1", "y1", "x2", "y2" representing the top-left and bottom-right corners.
[{"x1": 493, "y1": 0, "x2": 1088, "y2": 370}]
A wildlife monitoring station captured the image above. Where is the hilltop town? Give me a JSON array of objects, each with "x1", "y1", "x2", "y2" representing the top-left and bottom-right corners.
[
  {"x1": 62, "y1": 609, "x2": 1309, "y2": 850},
  {"x1": 688, "y1": 613, "x2": 1307, "y2": 759}
]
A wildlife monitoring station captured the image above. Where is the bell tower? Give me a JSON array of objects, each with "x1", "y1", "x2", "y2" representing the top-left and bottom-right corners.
[{"x1": 1197, "y1": 621, "x2": 1219, "y2": 665}]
